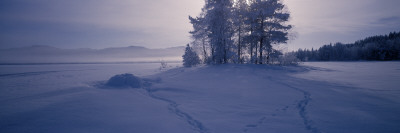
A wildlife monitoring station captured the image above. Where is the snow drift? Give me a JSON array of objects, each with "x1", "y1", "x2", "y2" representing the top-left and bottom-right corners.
[{"x1": 106, "y1": 73, "x2": 142, "y2": 88}]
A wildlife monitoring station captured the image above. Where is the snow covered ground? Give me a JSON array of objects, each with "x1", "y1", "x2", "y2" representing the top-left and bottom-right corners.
[{"x1": 0, "y1": 62, "x2": 399, "y2": 133}]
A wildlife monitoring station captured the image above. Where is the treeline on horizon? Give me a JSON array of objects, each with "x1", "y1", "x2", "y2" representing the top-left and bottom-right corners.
[{"x1": 293, "y1": 32, "x2": 400, "y2": 61}]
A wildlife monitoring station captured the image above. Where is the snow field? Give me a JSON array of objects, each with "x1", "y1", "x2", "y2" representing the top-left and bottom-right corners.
[
  {"x1": 1, "y1": 62, "x2": 399, "y2": 133},
  {"x1": 0, "y1": 63, "x2": 192, "y2": 133},
  {"x1": 146, "y1": 65, "x2": 308, "y2": 132}
]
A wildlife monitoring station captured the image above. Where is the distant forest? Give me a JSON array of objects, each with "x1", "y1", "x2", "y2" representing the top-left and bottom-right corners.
[{"x1": 293, "y1": 32, "x2": 400, "y2": 61}]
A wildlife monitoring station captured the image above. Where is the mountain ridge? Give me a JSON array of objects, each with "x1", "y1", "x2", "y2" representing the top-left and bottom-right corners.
[{"x1": 0, "y1": 45, "x2": 185, "y2": 63}]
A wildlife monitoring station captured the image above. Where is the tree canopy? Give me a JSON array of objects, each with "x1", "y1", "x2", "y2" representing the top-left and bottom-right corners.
[{"x1": 189, "y1": 0, "x2": 292, "y2": 64}]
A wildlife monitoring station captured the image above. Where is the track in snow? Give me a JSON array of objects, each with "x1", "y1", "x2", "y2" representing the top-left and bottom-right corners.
[
  {"x1": 143, "y1": 88, "x2": 209, "y2": 133},
  {"x1": 276, "y1": 80, "x2": 321, "y2": 133},
  {"x1": 242, "y1": 116, "x2": 267, "y2": 132}
]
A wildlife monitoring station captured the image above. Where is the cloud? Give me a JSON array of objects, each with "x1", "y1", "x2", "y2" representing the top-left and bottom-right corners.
[
  {"x1": 285, "y1": 0, "x2": 400, "y2": 33},
  {"x1": 373, "y1": 16, "x2": 400, "y2": 26},
  {"x1": 1, "y1": 0, "x2": 399, "y2": 51}
]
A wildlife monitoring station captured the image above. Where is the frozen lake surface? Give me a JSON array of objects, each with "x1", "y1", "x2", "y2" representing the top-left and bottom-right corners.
[
  {"x1": 0, "y1": 62, "x2": 399, "y2": 133},
  {"x1": 297, "y1": 62, "x2": 400, "y2": 91}
]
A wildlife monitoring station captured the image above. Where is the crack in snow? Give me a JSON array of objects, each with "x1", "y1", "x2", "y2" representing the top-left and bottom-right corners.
[{"x1": 0, "y1": 71, "x2": 62, "y2": 77}]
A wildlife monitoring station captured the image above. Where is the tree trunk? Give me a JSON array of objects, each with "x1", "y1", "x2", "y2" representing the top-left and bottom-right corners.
[
  {"x1": 267, "y1": 50, "x2": 270, "y2": 64},
  {"x1": 238, "y1": 26, "x2": 241, "y2": 64},
  {"x1": 211, "y1": 43, "x2": 215, "y2": 63},
  {"x1": 255, "y1": 42, "x2": 258, "y2": 64},
  {"x1": 202, "y1": 38, "x2": 207, "y2": 63},
  {"x1": 259, "y1": 17, "x2": 264, "y2": 64},
  {"x1": 223, "y1": 39, "x2": 227, "y2": 64},
  {"x1": 259, "y1": 37, "x2": 263, "y2": 64},
  {"x1": 266, "y1": 42, "x2": 270, "y2": 64},
  {"x1": 250, "y1": 28, "x2": 254, "y2": 64}
]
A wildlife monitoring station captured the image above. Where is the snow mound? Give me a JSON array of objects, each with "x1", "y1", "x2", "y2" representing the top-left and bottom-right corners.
[{"x1": 106, "y1": 73, "x2": 142, "y2": 88}]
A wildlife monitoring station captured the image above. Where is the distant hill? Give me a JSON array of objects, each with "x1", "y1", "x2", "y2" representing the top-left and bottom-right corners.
[{"x1": 0, "y1": 45, "x2": 185, "y2": 64}]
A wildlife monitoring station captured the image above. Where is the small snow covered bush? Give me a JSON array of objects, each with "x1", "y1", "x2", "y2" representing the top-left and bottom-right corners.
[
  {"x1": 277, "y1": 53, "x2": 300, "y2": 65},
  {"x1": 159, "y1": 60, "x2": 168, "y2": 70},
  {"x1": 160, "y1": 61, "x2": 168, "y2": 68},
  {"x1": 106, "y1": 73, "x2": 142, "y2": 88}
]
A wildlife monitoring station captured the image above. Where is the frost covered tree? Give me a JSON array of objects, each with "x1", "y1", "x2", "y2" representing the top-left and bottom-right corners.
[
  {"x1": 232, "y1": 0, "x2": 249, "y2": 63},
  {"x1": 204, "y1": 0, "x2": 234, "y2": 64},
  {"x1": 189, "y1": 0, "x2": 234, "y2": 64},
  {"x1": 189, "y1": 10, "x2": 209, "y2": 63},
  {"x1": 182, "y1": 44, "x2": 201, "y2": 67},
  {"x1": 190, "y1": 0, "x2": 237, "y2": 64},
  {"x1": 248, "y1": 0, "x2": 291, "y2": 64}
]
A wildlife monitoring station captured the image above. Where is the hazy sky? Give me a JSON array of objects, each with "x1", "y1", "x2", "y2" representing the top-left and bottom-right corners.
[
  {"x1": 1, "y1": 0, "x2": 399, "y2": 50},
  {"x1": 284, "y1": 0, "x2": 400, "y2": 51}
]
